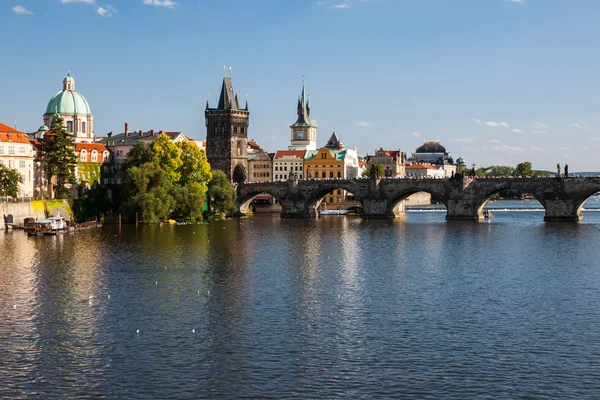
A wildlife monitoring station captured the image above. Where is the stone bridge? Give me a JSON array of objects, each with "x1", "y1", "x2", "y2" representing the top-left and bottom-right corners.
[{"x1": 236, "y1": 176, "x2": 600, "y2": 221}]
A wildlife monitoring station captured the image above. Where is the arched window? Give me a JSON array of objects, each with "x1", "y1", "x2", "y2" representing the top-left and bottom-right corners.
[
  {"x1": 82, "y1": 122, "x2": 86, "y2": 133},
  {"x1": 329, "y1": 171, "x2": 334, "y2": 178},
  {"x1": 80, "y1": 150, "x2": 87, "y2": 162},
  {"x1": 337, "y1": 171, "x2": 341, "y2": 178},
  {"x1": 91, "y1": 150, "x2": 98, "y2": 162},
  {"x1": 67, "y1": 121, "x2": 73, "y2": 133}
]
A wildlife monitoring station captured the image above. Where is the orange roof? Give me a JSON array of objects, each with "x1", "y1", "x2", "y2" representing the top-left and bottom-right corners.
[
  {"x1": 274, "y1": 150, "x2": 306, "y2": 159},
  {"x1": 0, "y1": 122, "x2": 22, "y2": 134},
  {"x1": 0, "y1": 132, "x2": 31, "y2": 144},
  {"x1": 406, "y1": 164, "x2": 439, "y2": 170},
  {"x1": 358, "y1": 160, "x2": 367, "y2": 167},
  {"x1": 76, "y1": 143, "x2": 109, "y2": 152},
  {"x1": 248, "y1": 140, "x2": 262, "y2": 150}
]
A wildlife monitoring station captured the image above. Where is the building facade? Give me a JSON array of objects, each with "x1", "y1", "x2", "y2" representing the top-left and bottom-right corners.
[
  {"x1": 273, "y1": 150, "x2": 306, "y2": 181},
  {"x1": 0, "y1": 122, "x2": 35, "y2": 198},
  {"x1": 205, "y1": 75, "x2": 249, "y2": 184},
  {"x1": 247, "y1": 140, "x2": 273, "y2": 183},
  {"x1": 367, "y1": 148, "x2": 406, "y2": 177},
  {"x1": 43, "y1": 72, "x2": 94, "y2": 143},
  {"x1": 288, "y1": 81, "x2": 317, "y2": 151},
  {"x1": 411, "y1": 140, "x2": 456, "y2": 178}
]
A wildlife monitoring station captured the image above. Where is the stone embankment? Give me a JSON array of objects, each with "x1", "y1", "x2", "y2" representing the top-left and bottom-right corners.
[{"x1": 1, "y1": 200, "x2": 73, "y2": 229}]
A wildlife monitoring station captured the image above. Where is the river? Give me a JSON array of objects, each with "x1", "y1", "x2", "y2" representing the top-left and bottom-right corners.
[{"x1": 1, "y1": 202, "x2": 600, "y2": 398}]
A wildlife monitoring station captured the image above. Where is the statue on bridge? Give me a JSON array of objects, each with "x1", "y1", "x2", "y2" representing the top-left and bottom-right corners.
[
  {"x1": 557, "y1": 163, "x2": 561, "y2": 177},
  {"x1": 306, "y1": 166, "x2": 312, "y2": 179},
  {"x1": 564, "y1": 164, "x2": 569, "y2": 178}
]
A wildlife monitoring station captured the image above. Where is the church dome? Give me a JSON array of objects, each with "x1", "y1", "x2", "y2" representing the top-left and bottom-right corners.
[
  {"x1": 45, "y1": 73, "x2": 92, "y2": 116},
  {"x1": 416, "y1": 141, "x2": 447, "y2": 154}
]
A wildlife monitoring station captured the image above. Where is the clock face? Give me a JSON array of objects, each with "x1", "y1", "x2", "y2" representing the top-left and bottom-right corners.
[{"x1": 297, "y1": 131, "x2": 304, "y2": 140}]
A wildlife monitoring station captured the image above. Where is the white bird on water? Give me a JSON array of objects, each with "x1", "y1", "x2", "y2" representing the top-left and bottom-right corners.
[
  {"x1": 136, "y1": 329, "x2": 140, "y2": 334},
  {"x1": 192, "y1": 328, "x2": 196, "y2": 333}
]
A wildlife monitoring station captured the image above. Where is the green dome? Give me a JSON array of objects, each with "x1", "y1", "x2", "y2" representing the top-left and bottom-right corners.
[
  {"x1": 46, "y1": 89, "x2": 91, "y2": 115},
  {"x1": 64, "y1": 74, "x2": 74, "y2": 82}
]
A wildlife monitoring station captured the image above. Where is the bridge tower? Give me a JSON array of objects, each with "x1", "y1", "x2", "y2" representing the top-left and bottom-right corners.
[{"x1": 205, "y1": 71, "x2": 249, "y2": 184}]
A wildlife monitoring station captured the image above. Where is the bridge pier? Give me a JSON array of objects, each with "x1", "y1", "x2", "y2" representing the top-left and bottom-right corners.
[
  {"x1": 361, "y1": 198, "x2": 402, "y2": 219},
  {"x1": 542, "y1": 199, "x2": 582, "y2": 222},
  {"x1": 445, "y1": 199, "x2": 481, "y2": 221},
  {"x1": 279, "y1": 198, "x2": 318, "y2": 218}
]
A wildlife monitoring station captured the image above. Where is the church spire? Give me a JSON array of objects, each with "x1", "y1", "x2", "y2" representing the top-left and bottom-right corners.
[{"x1": 291, "y1": 79, "x2": 312, "y2": 127}]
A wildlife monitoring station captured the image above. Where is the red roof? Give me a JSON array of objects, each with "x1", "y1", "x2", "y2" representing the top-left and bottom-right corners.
[
  {"x1": 406, "y1": 164, "x2": 439, "y2": 170},
  {"x1": 248, "y1": 140, "x2": 262, "y2": 150},
  {"x1": 76, "y1": 143, "x2": 109, "y2": 152},
  {"x1": 0, "y1": 132, "x2": 31, "y2": 144},
  {"x1": 0, "y1": 122, "x2": 22, "y2": 134},
  {"x1": 274, "y1": 150, "x2": 306, "y2": 159}
]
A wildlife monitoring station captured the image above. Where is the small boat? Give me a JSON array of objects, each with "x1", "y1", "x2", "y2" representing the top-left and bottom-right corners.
[{"x1": 319, "y1": 209, "x2": 348, "y2": 216}]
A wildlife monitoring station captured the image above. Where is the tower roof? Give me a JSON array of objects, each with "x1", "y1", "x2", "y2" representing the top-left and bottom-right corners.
[
  {"x1": 325, "y1": 131, "x2": 343, "y2": 149},
  {"x1": 217, "y1": 76, "x2": 240, "y2": 110},
  {"x1": 291, "y1": 80, "x2": 312, "y2": 127}
]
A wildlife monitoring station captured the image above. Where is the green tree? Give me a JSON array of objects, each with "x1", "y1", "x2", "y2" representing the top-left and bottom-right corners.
[
  {"x1": 177, "y1": 141, "x2": 212, "y2": 186},
  {"x1": 208, "y1": 170, "x2": 237, "y2": 216},
  {"x1": 0, "y1": 164, "x2": 22, "y2": 197},
  {"x1": 172, "y1": 181, "x2": 207, "y2": 221},
  {"x1": 45, "y1": 114, "x2": 77, "y2": 199},
  {"x1": 362, "y1": 163, "x2": 384, "y2": 178},
  {"x1": 477, "y1": 165, "x2": 516, "y2": 177},
  {"x1": 150, "y1": 133, "x2": 182, "y2": 183},
  {"x1": 121, "y1": 161, "x2": 175, "y2": 223},
  {"x1": 514, "y1": 161, "x2": 533, "y2": 177}
]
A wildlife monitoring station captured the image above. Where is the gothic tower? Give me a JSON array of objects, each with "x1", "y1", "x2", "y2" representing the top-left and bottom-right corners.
[
  {"x1": 205, "y1": 74, "x2": 249, "y2": 184},
  {"x1": 288, "y1": 80, "x2": 317, "y2": 151}
]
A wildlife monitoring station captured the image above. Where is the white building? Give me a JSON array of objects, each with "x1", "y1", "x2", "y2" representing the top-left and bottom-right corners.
[
  {"x1": 0, "y1": 122, "x2": 34, "y2": 198},
  {"x1": 273, "y1": 150, "x2": 306, "y2": 181},
  {"x1": 405, "y1": 163, "x2": 446, "y2": 178}
]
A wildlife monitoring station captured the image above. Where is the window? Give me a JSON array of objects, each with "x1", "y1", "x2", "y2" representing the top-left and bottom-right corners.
[
  {"x1": 19, "y1": 160, "x2": 25, "y2": 169},
  {"x1": 329, "y1": 172, "x2": 334, "y2": 178},
  {"x1": 67, "y1": 121, "x2": 73, "y2": 133},
  {"x1": 8, "y1": 146, "x2": 14, "y2": 154},
  {"x1": 91, "y1": 151, "x2": 98, "y2": 162},
  {"x1": 329, "y1": 197, "x2": 334, "y2": 203},
  {"x1": 0, "y1": 146, "x2": 3, "y2": 154},
  {"x1": 295, "y1": 166, "x2": 298, "y2": 171},
  {"x1": 19, "y1": 146, "x2": 25, "y2": 154},
  {"x1": 337, "y1": 190, "x2": 342, "y2": 195},
  {"x1": 8, "y1": 160, "x2": 14, "y2": 168},
  {"x1": 82, "y1": 122, "x2": 86, "y2": 133},
  {"x1": 80, "y1": 151, "x2": 87, "y2": 162},
  {"x1": 275, "y1": 166, "x2": 278, "y2": 171},
  {"x1": 337, "y1": 171, "x2": 342, "y2": 178},
  {"x1": 284, "y1": 166, "x2": 287, "y2": 171},
  {"x1": 321, "y1": 153, "x2": 326, "y2": 159},
  {"x1": 275, "y1": 175, "x2": 279, "y2": 179}
]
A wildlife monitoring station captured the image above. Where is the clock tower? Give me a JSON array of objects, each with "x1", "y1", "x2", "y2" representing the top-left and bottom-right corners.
[{"x1": 288, "y1": 81, "x2": 317, "y2": 151}]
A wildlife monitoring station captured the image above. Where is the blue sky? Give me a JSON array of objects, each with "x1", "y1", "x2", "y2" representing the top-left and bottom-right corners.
[{"x1": 2, "y1": 0, "x2": 600, "y2": 171}]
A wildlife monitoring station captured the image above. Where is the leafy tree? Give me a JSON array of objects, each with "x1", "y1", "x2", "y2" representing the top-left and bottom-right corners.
[
  {"x1": 45, "y1": 114, "x2": 77, "y2": 199},
  {"x1": 121, "y1": 161, "x2": 175, "y2": 223},
  {"x1": 150, "y1": 133, "x2": 182, "y2": 183},
  {"x1": 207, "y1": 170, "x2": 237, "y2": 216},
  {"x1": 477, "y1": 165, "x2": 515, "y2": 177},
  {"x1": 123, "y1": 142, "x2": 154, "y2": 171},
  {"x1": 362, "y1": 163, "x2": 384, "y2": 178},
  {"x1": 514, "y1": 161, "x2": 533, "y2": 177},
  {"x1": 177, "y1": 141, "x2": 212, "y2": 186},
  {"x1": 0, "y1": 164, "x2": 22, "y2": 197},
  {"x1": 172, "y1": 181, "x2": 207, "y2": 221}
]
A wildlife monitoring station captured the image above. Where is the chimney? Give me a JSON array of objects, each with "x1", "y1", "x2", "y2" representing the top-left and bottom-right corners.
[
  {"x1": 7, "y1": 133, "x2": 12, "y2": 142},
  {"x1": 125, "y1": 122, "x2": 129, "y2": 135},
  {"x1": 150, "y1": 129, "x2": 154, "y2": 136},
  {"x1": 139, "y1": 130, "x2": 143, "y2": 137}
]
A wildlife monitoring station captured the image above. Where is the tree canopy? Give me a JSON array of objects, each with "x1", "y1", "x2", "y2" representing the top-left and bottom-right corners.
[
  {"x1": 119, "y1": 137, "x2": 212, "y2": 222},
  {"x1": 45, "y1": 114, "x2": 77, "y2": 199},
  {"x1": 362, "y1": 163, "x2": 384, "y2": 178},
  {"x1": 0, "y1": 164, "x2": 22, "y2": 197},
  {"x1": 207, "y1": 170, "x2": 237, "y2": 216},
  {"x1": 475, "y1": 162, "x2": 549, "y2": 177}
]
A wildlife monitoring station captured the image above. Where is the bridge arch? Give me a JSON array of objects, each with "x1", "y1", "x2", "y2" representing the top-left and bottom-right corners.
[
  {"x1": 472, "y1": 182, "x2": 545, "y2": 218},
  {"x1": 305, "y1": 181, "x2": 366, "y2": 216},
  {"x1": 236, "y1": 189, "x2": 284, "y2": 215},
  {"x1": 387, "y1": 187, "x2": 448, "y2": 215}
]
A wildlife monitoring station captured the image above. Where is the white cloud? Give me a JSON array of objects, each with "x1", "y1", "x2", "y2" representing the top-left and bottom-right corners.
[
  {"x1": 512, "y1": 128, "x2": 522, "y2": 134},
  {"x1": 568, "y1": 122, "x2": 589, "y2": 129},
  {"x1": 485, "y1": 121, "x2": 498, "y2": 127},
  {"x1": 498, "y1": 122, "x2": 510, "y2": 128},
  {"x1": 533, "y1": 122, "x2": 549, "y2": 130},
  {"x1": 62, "y1": 0, "x2": 96, "y2": 3},
  {"x1": 483, "y1": 120, "x2": 511, "y2": 128},
  {"x1": 12, "y1": 5, "x2": 33, "y2": 14},
  {"x1": 471, "y1": 118, "x2": 482, "y2": 125},
  {"x1": 412, "y1": 132, "x2": 420, "y2": 137},
  {"x1": 142, "y1": 0, "x2": 178, "y2": 8},
  {"x1": 505, "y1": 0, "x2": 524, "y2": 3},
  {"x1": 484, "y1": 144, "x2": 525, "y2": 152},
  {"x1": 529, "y1": 146, "x2": 544, "y2": 152},
  {"x1": 488, "y1": 139, "x2": 501, "y2": 144},
  {"x1": 355, "y1": 121, "x2": 373, "y2": 127},
  {"x1": 333, "y1": 3, "x2": 350, "y2": 8},
  {"x1": 450, "y1": 137, "x2": 477, "y2": 143},
  {"x1": 97, "y1": 5, "x2": 116, "y2": 16}
]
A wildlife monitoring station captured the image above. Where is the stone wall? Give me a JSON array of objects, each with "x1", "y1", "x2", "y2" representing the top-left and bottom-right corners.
[{"x1": 1, "y1": 200, "x2": 72, "y2": 229}]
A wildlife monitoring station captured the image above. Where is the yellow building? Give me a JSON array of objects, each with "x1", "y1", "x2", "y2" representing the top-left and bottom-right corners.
[{"x1": 304, "y1": 146, "x2": 346, "y2": 210}]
